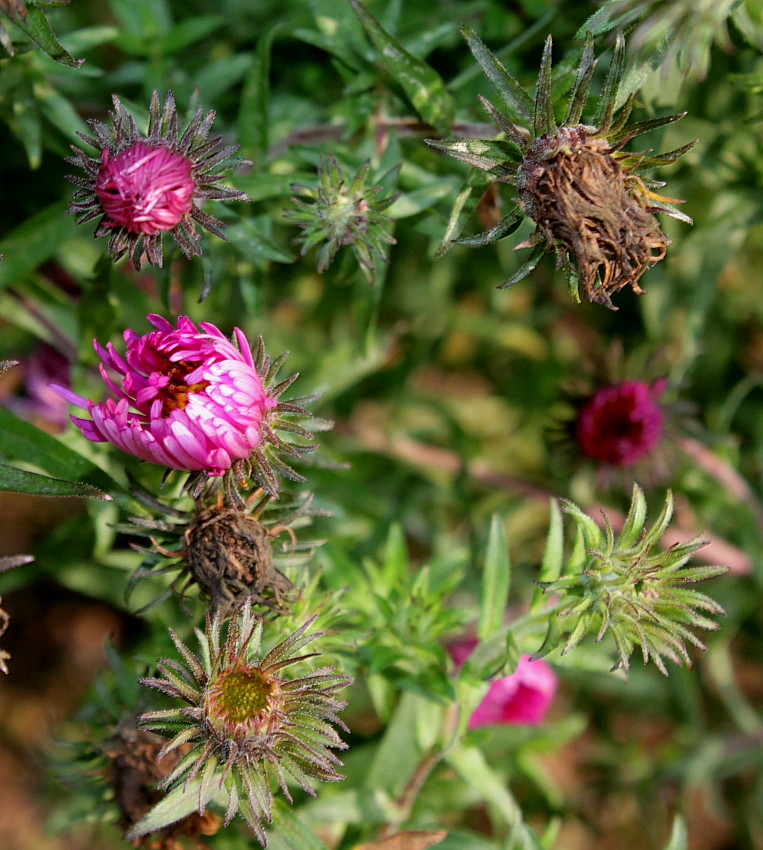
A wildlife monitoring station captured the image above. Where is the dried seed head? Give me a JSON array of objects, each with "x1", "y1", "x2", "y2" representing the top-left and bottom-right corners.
[
  {"x1": 185, "y1": 506, "x2": 292, "y2": 619},
  {"x1": 426, "y1": 31, "x2": 695, "y2": 308},
  {"x1": 105, "y1": 721, "x2": 220, "y2": 848},
  {"x1": 517, "y1": 126, "x2": 666, "y2": 307}
]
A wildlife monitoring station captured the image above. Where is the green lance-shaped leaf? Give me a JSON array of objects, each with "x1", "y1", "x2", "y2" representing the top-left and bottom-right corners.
[
  {"x1": 350, "y1": 0, "x2": 454, "y2": 133},
  {"x1": 477, "y1": 515, "x2": 511, "y2": 641},
  {"x1": 126, "y1": 778, "x2": 205, "y2": 839},
  {"x1": 564, "y1": 32, "x2": 596, "y2": 125},
  {"x1": 14, "y1": 7, "x2": 84, "y2": 67},
  {"x1": 531, "y1": 498, "x2": 564, "y2": 611},
  {"x1": 453, "y1": 205, "x2": 523, "y2": 248},
  {"x1": 461, "y1": 25, "x2": 533, "y2": 123},
  {"x1": 662, "y1": 816, "x2": 688, "y2": 850},
  {"x1": 0, "y1": 463, "x2": 111, "y2": 499},
  {"x1": 533, "y1": 35, "x2": 556, "y2": 137}
]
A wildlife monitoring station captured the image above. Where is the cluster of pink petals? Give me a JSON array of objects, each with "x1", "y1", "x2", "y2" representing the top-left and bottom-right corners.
[
  {"x1": 52, "y1": 315, "x2": 276, "y2": 476},
  {"x1": 449, "y1": 638, "x2": 558, "y2": 728},
  {"x1": 575, "y1": 379, "x2": 665, "y2": 467},
  {"x1": 95, "y1": 142, "x2": 194, "y2": 235}
]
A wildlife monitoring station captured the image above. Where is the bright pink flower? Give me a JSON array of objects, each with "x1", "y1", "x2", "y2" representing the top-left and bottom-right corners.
[
  {"x1": 95, "y1": 142, "x2": 194, "y2": 236},
  {"x1": 449, "y1": 639, "x2": 557, "y2": 728},
  {"x1": 53, "y1": 315, "x2": 278, "y2": 477},
  {"x1": 575, "y1": 379, "x2": 664, "y2": 467},
  {"x1": 468, "y1": 655, "x2": 557, "y2": 728}
]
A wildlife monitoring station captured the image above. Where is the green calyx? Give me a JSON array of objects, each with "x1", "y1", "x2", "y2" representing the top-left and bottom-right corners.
[{"x1": 535, "y1": 485, "x2": 727, "y2": 675}]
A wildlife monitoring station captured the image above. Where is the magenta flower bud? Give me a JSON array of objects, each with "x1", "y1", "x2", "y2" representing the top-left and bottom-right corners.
[
  {"x1": 95, "y1": 142, "x2": 194, "y2": 236},
  {"x1": 52, "y1": 315, "x2": 318, "y2": 497},
  {"x1": 467, "y1": 655, "x2": 558, "y2": 728},
  {"x1": 575, "y1": 379, "x2": 665, "y2": 467},
  {"x1": 448, "y1": 640, "x2": 558, "y2": 728},
  {"x1": 67, "y1": 91, "x2": 250, "y2": 268}
]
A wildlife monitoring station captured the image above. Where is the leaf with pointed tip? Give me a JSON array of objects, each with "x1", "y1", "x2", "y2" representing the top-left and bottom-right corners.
[
  {"x1": 126, "y1": 778, "x2": 206, "y2": 839},
  {"x1": 425, "y1": 139, "x2": 518, "y2": 180},
  {"x1": 461, "y1": 26, "x2": 533, "y2": 122},
  {"x1": 564, "y1": 33, "x2": 596, "y2": 125},
  {"x1": 434, "y1": 170, "x2": 491, "y2": 257},
  {"x1": 497, "y1": 242, "x2": 546, "y2": 289},
  {"x1": 0, "y1": 463, "x2": 111, "y2": 500},
  {"x1": 531, "y1": 499, "x2": 564, "y2": 611},
  {"x1": 595, "y1": 33, "x2": 626, "y2": 131},
  {"x1": 15, "y1": 7, "x2": 84, "y2": 67},
  {"x1": 477, "y1": 516, "x2": 510, "y2": 641},
  {"x1": 453, "y1": 205, "x2": 523, "y2": 248},
  {"x1": 350, "y1": 0, "x2": 454, "y2": 132},
  {"x1": 534, "y1": 36, "x2": 556, "y2": 136},
  {"x1": 609, "y1": 111, "x2": 688, "y2": 144}
]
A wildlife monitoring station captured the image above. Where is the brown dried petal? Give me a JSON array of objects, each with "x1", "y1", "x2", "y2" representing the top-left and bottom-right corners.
[{"x1": 185, "y1": 507, "x2": 293, "y2": 618}]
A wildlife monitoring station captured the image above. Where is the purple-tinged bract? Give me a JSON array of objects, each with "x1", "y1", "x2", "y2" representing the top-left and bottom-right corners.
[{"x1": 67, "y1": 91, "x2": 249, "y2": 268}]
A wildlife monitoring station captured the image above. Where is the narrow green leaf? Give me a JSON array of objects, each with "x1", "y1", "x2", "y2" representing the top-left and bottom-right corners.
[
  {"x1": 534, "y1": 35, "x2": 556, "y2": 136},
  {"x1": 381, "y1": 522, "x2": 409, "y2": 590},
  {"x1": 424, "y1": 138, "x2": 518, "y2": 180},
  {"x1": 461, "y1": 26, "x2": 533, "y2": 122},
  {"x1": 453, "y1": 206, "x2": 523, "y2": 248},
  {"x1": 434, "y1": 173, "x2": 485, "y2": 256},
  {"x1": 564, "y1": 33, "x2": 596, "y2": 125},
  {"x1": 15, "y1": 7, "x2": 84, "y2": 67},
  {"x1": 478, "y1": 515, "x2": 510, "y2": 641},
  {"x1": 271, "y1": 799, "x2": 330, "y2": 850},
  {"x1": 126, "y1": 778, "x2": 204, "y2": 839},
  {"x1": 497, "y1": 242, "x2": 546, "y2": 290},
  {"x1": 13, "y1": 77, "x2": 42, "y2": 168},
  {"x1": 595, "y1": 33, "x2": 626, "y2": 132},
  {"x1": 0, "y1": 463, "x2": 111, "y2": 499},
  {"x1": 161, "y1": 15, "x2": 222, "y2": 54},
  {"x1": 531, "y1": 499, "x2": 564, "y2": 611},
  {"x1": 619, "y1": 484, "x2": 647, "y2": 548},
  {"x1": 350, "y1": 0, "x2": 454, "y2": 132},
  {"x1": 238, "y1": 25, "x2": 279, "y2": 163},
  {"x1": 447, "y1": 748, "x2": 543, "y2": 849},
  {"x1": 0, "y1": 200, "x2": 80, "y2": 293},
  {"x1": 608, "y1": 111, "x2": 688, "y2": 144}
]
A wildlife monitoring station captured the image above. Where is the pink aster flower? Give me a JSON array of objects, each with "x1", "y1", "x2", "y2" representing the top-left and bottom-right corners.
[
  {"x1": 52, "y1": 315, "x2": 318, "y2": 498},
  {"x1": 449, "y1": 638, "x2": 558, "y2": 728},
  {"x1": 575, "y1": 379, "x2": 665, "y2": 467},
  {"x1": 67, "y1": 91, "x2": 249, "y2": 269}
]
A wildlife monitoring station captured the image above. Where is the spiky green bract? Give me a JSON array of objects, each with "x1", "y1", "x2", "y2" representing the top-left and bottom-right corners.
[
  {"x1": 285, "y1": 155, "x2": 398, "y2": 283},
  {"x1": 133, "y1": 603, "x2": 351, "y2": 846},
  {"x1": 426, "y1": 29, "x2": 695, "y2": 308},
  {"x1": 67, "y1": 90, "x2": 250, "y2": 269},
  {"x1": 535, "y1": 485, "x2": 727, "y2": 675}
]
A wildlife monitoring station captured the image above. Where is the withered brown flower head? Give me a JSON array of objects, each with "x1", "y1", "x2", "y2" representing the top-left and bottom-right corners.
[
  {"x1": 125, "y1": 485, "x2": 327, "y2": 617},
  {"x1": 516, "y1": 126, "x2": 667, "y2": 305},
  {"x1": 106, "y1": 721, "x2": 220, "y2": 850},
  {"x1": 427, "y1": 30, "x2": 695, "y2": 309}
]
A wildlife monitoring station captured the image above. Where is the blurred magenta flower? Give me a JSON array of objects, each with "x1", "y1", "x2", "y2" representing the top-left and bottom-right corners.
[
  {"x1": 574, "y1": 379, "x2": 665, "y2": 467},
  {"x1": 2, "y1": 344, "x2": 71, "y2": 431},
  {"x1": 449, "y1": 638, "x2": 558, "y2": 728},
  {"x1": 52, "y1": 315, "x2": 317, "y2": 497},
  {"x1": 67, "y1": 91, "x2": 249, "y2": 268}
]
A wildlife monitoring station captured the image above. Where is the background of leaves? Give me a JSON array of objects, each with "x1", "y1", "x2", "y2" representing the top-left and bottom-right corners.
[{"x1": 0, "y1": 0, "x2": 761, "y2": 848}]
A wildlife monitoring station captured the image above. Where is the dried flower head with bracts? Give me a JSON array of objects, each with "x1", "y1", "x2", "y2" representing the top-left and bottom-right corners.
[
  {"x1": 124, "y1": 482, "x2": 328, "y2": 617},
  {"x1": 426, "y1": 30, "x2": 695, "y2": 308},
  {"x1": 67, "y1": 91, "x2": 250, "y2": 269},
  {"x1": 132, "y1": 604, "x2": 352, "y2": 847},
  {"x1": 534, "y1": 485, "x2": 727, "y2": 675},
  {"x1": 285, "y1": 155, "x2": 398, "y2": 283},
  {"x1": 52, "y1": 315, "x2": 324, "y2": 501},
  {"x1": 106, "y1": 720, "x2": 220, "y2": 850}
]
